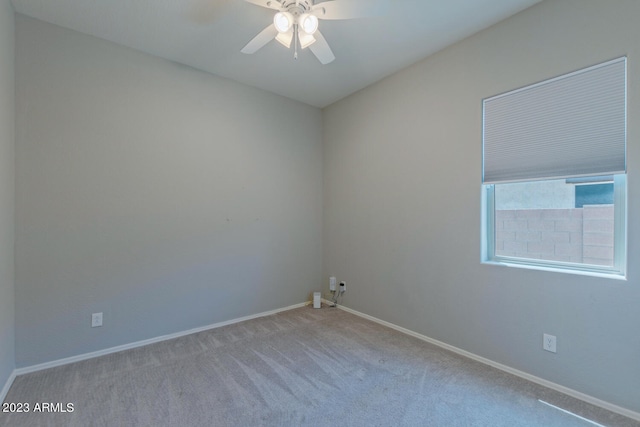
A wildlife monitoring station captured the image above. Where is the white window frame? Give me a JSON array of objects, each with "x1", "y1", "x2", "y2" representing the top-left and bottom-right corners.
[{"x1": 481, "y1": 176, "x2": 626, "y2": 279}]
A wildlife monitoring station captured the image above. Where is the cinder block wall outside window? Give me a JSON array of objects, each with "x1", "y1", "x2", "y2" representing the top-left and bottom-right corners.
[{"x1": 495, "y1": 205, "x2": 614, "y2": 266}]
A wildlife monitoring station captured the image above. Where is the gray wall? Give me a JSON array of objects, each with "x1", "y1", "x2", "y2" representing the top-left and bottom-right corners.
[
  {"x1": 323, "y1": 0, "x2": 640, "y2": 413},
  {"x1": 0, "y1": 0, "x2": 15, "y2": 393},
  {"x1": 15, "y1": 16, "x2": 323, "y2": 367}
]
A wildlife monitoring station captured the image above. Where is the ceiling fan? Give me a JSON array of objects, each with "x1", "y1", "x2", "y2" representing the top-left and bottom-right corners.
[{"x1": 241, "y1": 0, "x2": 383, "y2": 64}]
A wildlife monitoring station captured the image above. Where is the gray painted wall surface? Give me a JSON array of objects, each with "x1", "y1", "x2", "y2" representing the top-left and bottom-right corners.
[
  {"x1": 323, "y1": 0, "x2": 640, "y2": 413},
  {"x1": 15, "y1": 16, "x2": 323, "y2": 367},
  {"x1": 0, "y1": 0, "x2": 15, "y2": 394}
]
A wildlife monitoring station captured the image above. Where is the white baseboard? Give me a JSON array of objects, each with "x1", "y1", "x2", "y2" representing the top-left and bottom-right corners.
[
  {"x1": 336, "y1": 304, "x2": 640, "y2": 423},
  {"x1": 15, "y1": 302, "x2": 309, "y2": 376},
  {"x1": 0, "y1": 369, "x2": 16, "y2": 404}
]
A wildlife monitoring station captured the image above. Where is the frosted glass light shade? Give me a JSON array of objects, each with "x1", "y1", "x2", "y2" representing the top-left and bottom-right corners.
[
  {"x1": 274, "y1": 12, "x2": 293, "y2": 33},
  {"x1": 275, "y1": 30, "x2": 293, "y2": 48},
  {"x1": 298, "y1": 32, "x2": 316, "y2": 49},
  {"x1": 299, "y1": 13, "x2": 318, "y2": 34}
]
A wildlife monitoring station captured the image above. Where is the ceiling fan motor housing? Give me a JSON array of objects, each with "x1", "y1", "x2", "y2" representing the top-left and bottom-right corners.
[{"x1": 279, "y1": 1, "x2": 314, "y2": 14}]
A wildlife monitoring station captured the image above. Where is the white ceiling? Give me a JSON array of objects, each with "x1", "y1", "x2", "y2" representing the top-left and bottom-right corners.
[{"x1": 10, "y1": 0, "x2": 542, "y2": 108}]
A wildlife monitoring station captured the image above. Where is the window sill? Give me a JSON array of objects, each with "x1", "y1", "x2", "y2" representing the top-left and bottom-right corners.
[{"x1": 482, "y1": 259, "x2": 627, "y2": 281}]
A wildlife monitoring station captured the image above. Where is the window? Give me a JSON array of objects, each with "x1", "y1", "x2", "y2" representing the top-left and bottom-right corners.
[{"x1": 482, "y1": 58, "x2": 627, "y2": 278}]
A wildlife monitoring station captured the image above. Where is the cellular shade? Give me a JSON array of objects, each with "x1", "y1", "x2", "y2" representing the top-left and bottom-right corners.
[{"x1": 483, "y1": 57, "x2": 626, "y2": 184}]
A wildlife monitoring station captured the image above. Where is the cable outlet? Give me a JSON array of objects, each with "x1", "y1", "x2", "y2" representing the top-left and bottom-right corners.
[
  {"x1": 329, "y1": 276, "x2": 336, "y2": 291},
  {"x1": 92, "y1": 312, "x2": 103, "y2": 328},
  {"x1": 339, "y1": 281, "x2": 346, "y2": 293},
  {"x1": 543, "y1": 333, "x2": 556, "y2": 353}
]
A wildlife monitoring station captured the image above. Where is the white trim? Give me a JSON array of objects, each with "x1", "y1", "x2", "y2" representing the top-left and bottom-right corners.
[
  {"x1": 0, "y1": 370, "x2": 17, "y2": 404},
  {"x1": 336, "y1": 304, "x2": 640, "y2": 423},
  {"x1": 321, "y1": 298, "x2": 335, "y2": 307},
  {"x1": 15, "y1": 302, "x2": 308, "y2": 376},
  {"x1": 482, "y1": 260, "x2": 627, "y2": 281}
]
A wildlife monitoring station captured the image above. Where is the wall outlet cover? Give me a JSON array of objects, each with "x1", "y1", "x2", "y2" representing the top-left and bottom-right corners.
[
  {"x1": 92, "y1": 312, "x2": 103, "y2": 328},
  {"x1": 543, "y1": 333, "x2": 556, "y2": 353}
]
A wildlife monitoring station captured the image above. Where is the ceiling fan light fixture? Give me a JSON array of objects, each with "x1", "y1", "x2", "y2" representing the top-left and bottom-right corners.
[
  {"x1": 273, "y1": 12, "x2": 294, "y2": 33},
  {"x1": 275, "y1": 30, "x2": 293, "y2": 48},
  {"x1": 299, "y1": 13, "x2": 319, "y2": 35},
  {"x1": 298, "y1": 31, "x2": 316, "y2": 49}
]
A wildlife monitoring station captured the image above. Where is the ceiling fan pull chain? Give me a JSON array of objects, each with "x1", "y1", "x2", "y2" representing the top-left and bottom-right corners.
[{"x1": 294, "y1": 24, "x2": 299, "y2": 60}]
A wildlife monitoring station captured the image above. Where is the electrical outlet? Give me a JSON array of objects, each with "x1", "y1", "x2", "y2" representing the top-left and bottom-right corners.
[
  {"x1": 339, "y1": 281, "x2": 346, "y2": 293},
  {"x1": 543, "y1": 333, "x2": 556, "y2": 353},
  {"x1": 329, "y1": 276, "x2": 336, "y2": 291},
  {"x1": 92, "y1": 312, "x2": 103, "y2": 328}
]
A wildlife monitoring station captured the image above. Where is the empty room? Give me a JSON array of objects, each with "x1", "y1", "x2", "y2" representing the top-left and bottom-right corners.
[{"x1": 1, "y1": 0, "x2": 639, "y2": 425}]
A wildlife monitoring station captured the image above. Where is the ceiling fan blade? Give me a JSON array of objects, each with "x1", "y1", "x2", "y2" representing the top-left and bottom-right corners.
[
  {"x1": 241, "y1": 24, "x2": 278, "y2": 54},
  {"x1": 244, "y1": 0, "x2": 282, "y2": 10},
  {"x1": 308, "y1": 30, "x2": 335, "y2": 64},
  {"x1": 312, "y1": 0, "x2": 386, "y2": 20}
]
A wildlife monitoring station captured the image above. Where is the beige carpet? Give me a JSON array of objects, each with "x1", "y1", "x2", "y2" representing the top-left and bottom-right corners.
[{"x1": 1, "y1": 306, "x2": 637, "y2": 426}]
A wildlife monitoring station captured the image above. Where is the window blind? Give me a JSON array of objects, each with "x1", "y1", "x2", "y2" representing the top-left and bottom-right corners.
[{"x1": 483, "y1": 57, "x2": 626, "y2": 184}]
